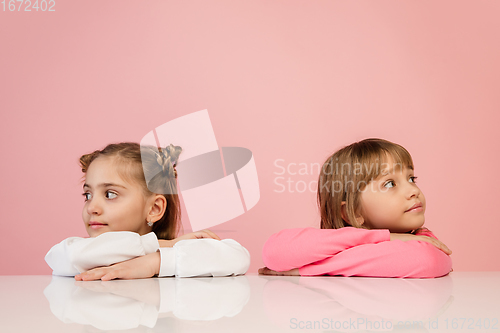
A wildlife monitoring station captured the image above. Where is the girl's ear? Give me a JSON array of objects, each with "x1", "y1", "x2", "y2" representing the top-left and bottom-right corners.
[
  {"x1": 147, "y1": 195, "x2": 167, "y2": 224},
  {"x1": 341, "y1": 201, "x2": 365, "y2": 227},
  {"x1": 340, "y1": 201, "x2": 350, "y2": 225}
]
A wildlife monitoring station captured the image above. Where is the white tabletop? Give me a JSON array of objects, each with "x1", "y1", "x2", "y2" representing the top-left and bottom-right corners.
[{"x1": 1, "y1": 272, "x2": 499, "y2": 333}]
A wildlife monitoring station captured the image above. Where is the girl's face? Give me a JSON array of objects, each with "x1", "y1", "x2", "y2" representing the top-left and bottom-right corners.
[
  {"x1": 82, "y1": 156, "x2": 152, "y2": 237},
  {"x1": 358, "y1": 155, "x2": 426, "y2": 233}
]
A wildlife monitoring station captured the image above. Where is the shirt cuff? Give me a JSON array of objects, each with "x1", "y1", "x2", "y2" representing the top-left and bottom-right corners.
[
  {"x1": 141, "y1": 232, "x2": 160, "y2": 254},
  {"x1": 158, "y1": 247, "x2": 176, "y2": 277}
]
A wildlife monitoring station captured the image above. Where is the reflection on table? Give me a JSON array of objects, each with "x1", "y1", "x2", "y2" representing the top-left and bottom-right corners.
[
  {"x1": 260, "y1": 275, "x2": 453, "y2": 332},
  {"x1": 44, "y1": 275, "x2": 250, "y2": 331},
  {"x1": 2, "y1": 272, "x2": 497, "y2": 333}
]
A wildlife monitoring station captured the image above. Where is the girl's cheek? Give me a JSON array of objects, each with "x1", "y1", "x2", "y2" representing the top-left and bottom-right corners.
[{"x1": 365, "y1": 182, "x2": 376, "y2": 193}]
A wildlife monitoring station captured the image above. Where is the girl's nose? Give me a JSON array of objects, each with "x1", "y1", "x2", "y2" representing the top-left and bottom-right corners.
[
  {"x1": 87, "y1": 198, "x2": 102, "y2": 215},
  {"x1": 407, "y1": 183, "x2": 421, "y2": 199}
]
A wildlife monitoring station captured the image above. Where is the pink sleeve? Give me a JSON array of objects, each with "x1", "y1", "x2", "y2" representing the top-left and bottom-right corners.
[
  {"x1": 298, "y1": 231, "x2": 452, "y2": 278},
  {"x1": 262, "y1": 227, "x2": 390, "y2": 271}
]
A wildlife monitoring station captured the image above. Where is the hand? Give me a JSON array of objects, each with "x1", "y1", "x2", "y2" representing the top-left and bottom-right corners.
[
  {"x1": 75, "y1": 252, "x2": 161, "y2": 281},
  {"x1": 412, "y1": 227, "x2": 431, "y2": 235},
  {"x1": 258, "y1": 267, "x2": 300, "y2": 276},
  {"x1": 159, "y1": 229, "x2": 221, "y2": 247},
  {"x1": 390, "y1": 232, "x2": 452, "y2": 255}
]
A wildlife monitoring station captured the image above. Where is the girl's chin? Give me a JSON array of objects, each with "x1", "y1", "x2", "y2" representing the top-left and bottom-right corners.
[{"x1": 87, "y1": 227, "x2": 109, "y2": 237}]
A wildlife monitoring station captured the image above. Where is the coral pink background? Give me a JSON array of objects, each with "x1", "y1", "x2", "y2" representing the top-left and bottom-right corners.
[{"x1": 1, "y1": 0, "x2": 499, "y2": 275}]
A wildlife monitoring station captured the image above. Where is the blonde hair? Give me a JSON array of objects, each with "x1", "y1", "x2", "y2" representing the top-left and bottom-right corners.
[
  {"x1": 79, "y1": 142, "x2": 182, "y2": 240},
  {"x1": 317, "y1": 138, "x2": 414, "y2": 230}
]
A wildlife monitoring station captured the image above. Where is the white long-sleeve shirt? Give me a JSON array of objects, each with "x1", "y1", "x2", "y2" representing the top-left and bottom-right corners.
[{"x1": 45, "y1": 231, "x2": 250, "y2": 278}]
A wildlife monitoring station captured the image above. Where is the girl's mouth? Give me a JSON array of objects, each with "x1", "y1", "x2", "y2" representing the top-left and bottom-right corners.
[
  {"x1": 405, "y1": 203, "x2": 423, "y2": 213},
  {"x1": 89, "y1": 222, "x2": 107, "y2": 229}
]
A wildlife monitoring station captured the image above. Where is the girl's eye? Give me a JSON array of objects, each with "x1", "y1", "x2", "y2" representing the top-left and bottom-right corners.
[
  {"x1": 409, "y1": 176, "x2": 418, "y2": 183},
  {"x1": 82, "y1": 192, "x2": 91, "y2": 201},
  {"x1": 106, "y1": 191, "x2": 118, "y2": 199},
  {"x1": 384, "y1": 180, "x2": 395, "y2": 188}
]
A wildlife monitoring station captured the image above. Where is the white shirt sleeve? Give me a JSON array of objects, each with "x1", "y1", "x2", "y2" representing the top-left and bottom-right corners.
[
  {"x1": 157, "y1": 239, "x2": 250, "y2": 278},
  {"x1": 45, "y1": 231, "x2": 160, "y2": 276}
]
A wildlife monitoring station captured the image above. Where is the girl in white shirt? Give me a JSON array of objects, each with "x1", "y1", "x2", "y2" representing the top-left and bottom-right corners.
[{"x1": 45, "y1": 142, "x2": 250, "y2": 280}]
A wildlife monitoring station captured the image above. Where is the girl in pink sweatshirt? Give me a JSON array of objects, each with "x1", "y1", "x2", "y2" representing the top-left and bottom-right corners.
[{"x1": 260, "y1": 138, "x2": 452, "y2": 278}]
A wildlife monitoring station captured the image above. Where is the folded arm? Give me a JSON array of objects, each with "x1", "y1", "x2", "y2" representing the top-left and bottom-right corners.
[
  {"x1": 76, "y1": 238, "x2": 251, "y2": 281},
  {"x1": 45, "y1": 232, "x2": 159, "y2": 276},
  {"x1": 261, "y1": 227, "x2": 452, "y2": 278},
  {"x1": 158, "y1": 238, "x2": 250, "y2": 277},
  {"x1": 298, "y1": 238, "x2": 452, "y2": 278},
  {"x1": 262, "y1": 227, "x2": 390, "y2": 272}
]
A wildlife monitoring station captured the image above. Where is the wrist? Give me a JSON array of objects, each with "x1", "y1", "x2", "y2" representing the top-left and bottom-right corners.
[
  {"x1": 389, "y1": 233, "x2": 403, "y2": 241},
  {"x1": 158, "y1": 239, "x2": 174, "y2": 247},
  {"x1": 153, "y1": 251, "x2": 161, "y2": 276}
]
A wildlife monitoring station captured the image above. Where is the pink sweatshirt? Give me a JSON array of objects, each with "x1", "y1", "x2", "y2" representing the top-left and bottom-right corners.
[{"x1": 262, "y1": 227, "x2": 452, "y2": 278}]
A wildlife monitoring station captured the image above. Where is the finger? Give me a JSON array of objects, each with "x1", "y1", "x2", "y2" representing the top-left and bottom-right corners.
[
  {"x1": 78, "y1": 273, "x2": 93, "y2": 281},
  {"x1": 195, "y1": 230, "x2": 219, "y2": 240},
  {"x1": 81, "y1": 268, "x2": 108, "y2": 281},
  {"x1": 432, "y1": 240, "x2": 446, "y2": 252},
  {"x1": 416, "y1": 236, "x2": 452, "y2": 255},
  {"x1": 415, "y1": 228, "x2": 427, "y2": 235},
  {"x1": 441, "y1": 244, "x2": 452, "y2": 255},
  {"x1": 101, "y1": 270, "x2": 120, "y2": 281},
  {"x1": 431, "y1": 239, "x2": 452, "y2": 255},
  {"x1": 195, "y1": 230, "x2": 218, "y2": 240},
  {"x1": 417, "y1": 237, "x2": 442, "y2": 250},
  {"x1": 79, "y1": 273, "x2": 97, "y2": 281},
  {"x1": 260, "y1": 268, "x2": 278, "y2": 276},
  {"x1": 103, "y1": 266, "x2": 133, "y2": 281},
  {"x1": 77, "y1": 272, "x2": 91, "y2": 281},
  {"x1": 434, "y1": 240, "x2": 451, "y2": 255},
  {"x1": 202, "y1": 229, "x2": 221, "y2": 240},
  {"x1": 193, "y1": 232, "x2": 207, "y2": 239},
  {"x1": 101, "y1": 264, "x2": 148, "y2": 281}
]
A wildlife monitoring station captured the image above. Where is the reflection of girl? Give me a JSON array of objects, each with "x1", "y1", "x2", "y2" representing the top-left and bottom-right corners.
[
  {"x1": 43, "y1": 275, "x2": 250, "y2": 330},
  {"x1": 261, "y1": 275, "x2": 453, "y2": 332},
  {"x1": 45, "y1": 142, "x2": 250, "y2": 280},
  {"x1": 260, "y1": 138, "x2": 452, "y2": 278}
]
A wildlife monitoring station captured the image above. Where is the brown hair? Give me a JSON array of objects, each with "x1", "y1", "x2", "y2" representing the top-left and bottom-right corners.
[
  {"x1": 79, "y1": 142, "x2": 181, "y2": 239},
  {"x1": 317, "y1": 138, "x2": 414, "y2": 230}
]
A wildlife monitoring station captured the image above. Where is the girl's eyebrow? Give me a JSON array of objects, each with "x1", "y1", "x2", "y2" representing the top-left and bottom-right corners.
[{"x1": 83, "y1": 183, "x2": 127, "y2": 189}]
